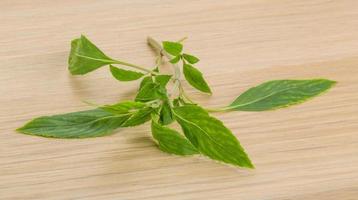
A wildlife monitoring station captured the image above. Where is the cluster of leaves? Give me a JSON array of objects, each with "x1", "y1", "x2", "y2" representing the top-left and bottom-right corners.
[
  {"x1": 17, "y1": 35, "x2": 336, "y2": 168},
  {"x1": 164, "y1": 41, "x2": 211, "y2": 94}
]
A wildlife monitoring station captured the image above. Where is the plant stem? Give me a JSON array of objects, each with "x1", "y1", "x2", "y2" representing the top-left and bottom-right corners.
[
  {"x1": 113, "y1": 59, "x2": 158, "y2": 75},
  {"x1": 147, "y1": 36, "x2": 181, "y2": 97},
  {"x1": 177, "y1": 36, "x2": 188, "y2": 43},
  {"x1": 155, "y1": 55, "x2": 162, "y2": 70},
  {"x1": 205, "y1": 107, "x2": 230, "y2": 112}
]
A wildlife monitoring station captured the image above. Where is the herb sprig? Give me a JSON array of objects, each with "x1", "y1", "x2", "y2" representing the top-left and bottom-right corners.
[{"x1": 17, "y1": 35, "x2": 336, "y2": 168}]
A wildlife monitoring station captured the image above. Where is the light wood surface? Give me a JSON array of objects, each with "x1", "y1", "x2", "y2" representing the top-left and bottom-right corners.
[{"x1": 1, "y1": 1, "x2": 358, "y2": 199}]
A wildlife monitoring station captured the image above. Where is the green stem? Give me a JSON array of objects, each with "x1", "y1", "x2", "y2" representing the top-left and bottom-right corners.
[
  {"x1": 113, "y1": 59, "x2": 159, "y2": 75},
  {"x1": 205, "y1": 107, "x2": 230, "y2": 113},
  {"x1": 177, "y1": 36, "x2": 188, "y2": 43}
]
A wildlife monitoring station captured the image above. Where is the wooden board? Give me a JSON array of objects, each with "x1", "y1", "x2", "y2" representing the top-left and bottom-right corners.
[{"x1": 1, "y1": 1, "x2": 358, "y2": 199}]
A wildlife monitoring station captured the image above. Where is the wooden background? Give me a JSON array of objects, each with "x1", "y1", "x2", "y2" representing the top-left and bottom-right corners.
[{"x1": 1, "y1": 0, "x2": 358, "y2": 199}]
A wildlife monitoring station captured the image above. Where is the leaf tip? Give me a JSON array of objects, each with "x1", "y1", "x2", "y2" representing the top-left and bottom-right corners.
[
  {"x1": 244, "y1": 161, "x2": 255, "y2": 169},
  {"x1": 15, "y1": 119, "x2": 36, "y2": 135},
  {"x1": 202, "y1": 86, "x2": 212, "y2": 95},
  {"x1": 15, "y1": 124, "x2": 35, "y2": 137},
  {"x1": 327, "y1": 79, "x2": 337, "y2": 86},
  {"x1": 234, "y1": 157, "x2": 255, "y2": 169},
  {"x1": 15, "y1": 126, "x2": 24, "y2": 132},
  {"x1": 312, "y1": 78, "x2": 337, "y2": 94}
]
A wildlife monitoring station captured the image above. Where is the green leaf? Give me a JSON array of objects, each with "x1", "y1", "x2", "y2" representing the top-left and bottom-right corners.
[
  {"x1": 155, "y1": 74, "x2": 172, "y2": 87},
  {"x1": 100, "y1": 101, "x2": 146, "y2": 114},
  {"x1": 162, "y1": 41, "x2": 183, "y2": 56},
  {"x1": 229, "y1": 79, "x2": 336, "y2": 111},
  {"x1": 110, "y1": 65, "x2": 144, "y2": 81},
  {"x1": 183, "y1": 64, "x2": 212, "y2": 94},
  {"x1": 173, "y1": 105, "x2": 254, "y2": 168},
  {"x1": 138, "y1": 76, "x2": 154, "y2": 91},
  {"x1": 68, "y1": 35, "x2": 116, "y2": 75},
  {"x1": 182, "y1": 53, "x2": 199, "y2": 64},
  {"x1": 122, "y1": 107, "x2": 154, "y2": 127},
  {"x1": 159, "y1": 101, "x2": 174, "y2": 125},
  {"x1": 17, "y1": 109, "x2": 130, "y2": 138},
  {"x1": 170, "y1": 55, "x2": 181, "y2": 64},
  {"x1": 151, "y1": 121, "x2": 198, "y2": 155},
  {"x1": 135, "y1": 82, "x2": 166, "y2": 102}
]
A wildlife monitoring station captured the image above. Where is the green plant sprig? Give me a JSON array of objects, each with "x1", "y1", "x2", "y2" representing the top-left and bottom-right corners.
[{"x1": 17, "y1": 35, "x2": 336, "y2": 168}]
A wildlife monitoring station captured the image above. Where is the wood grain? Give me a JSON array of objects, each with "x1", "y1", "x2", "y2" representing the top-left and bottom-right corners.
[{"x1": 1, "y1": 0, "x2": 358, "y2": 199}]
